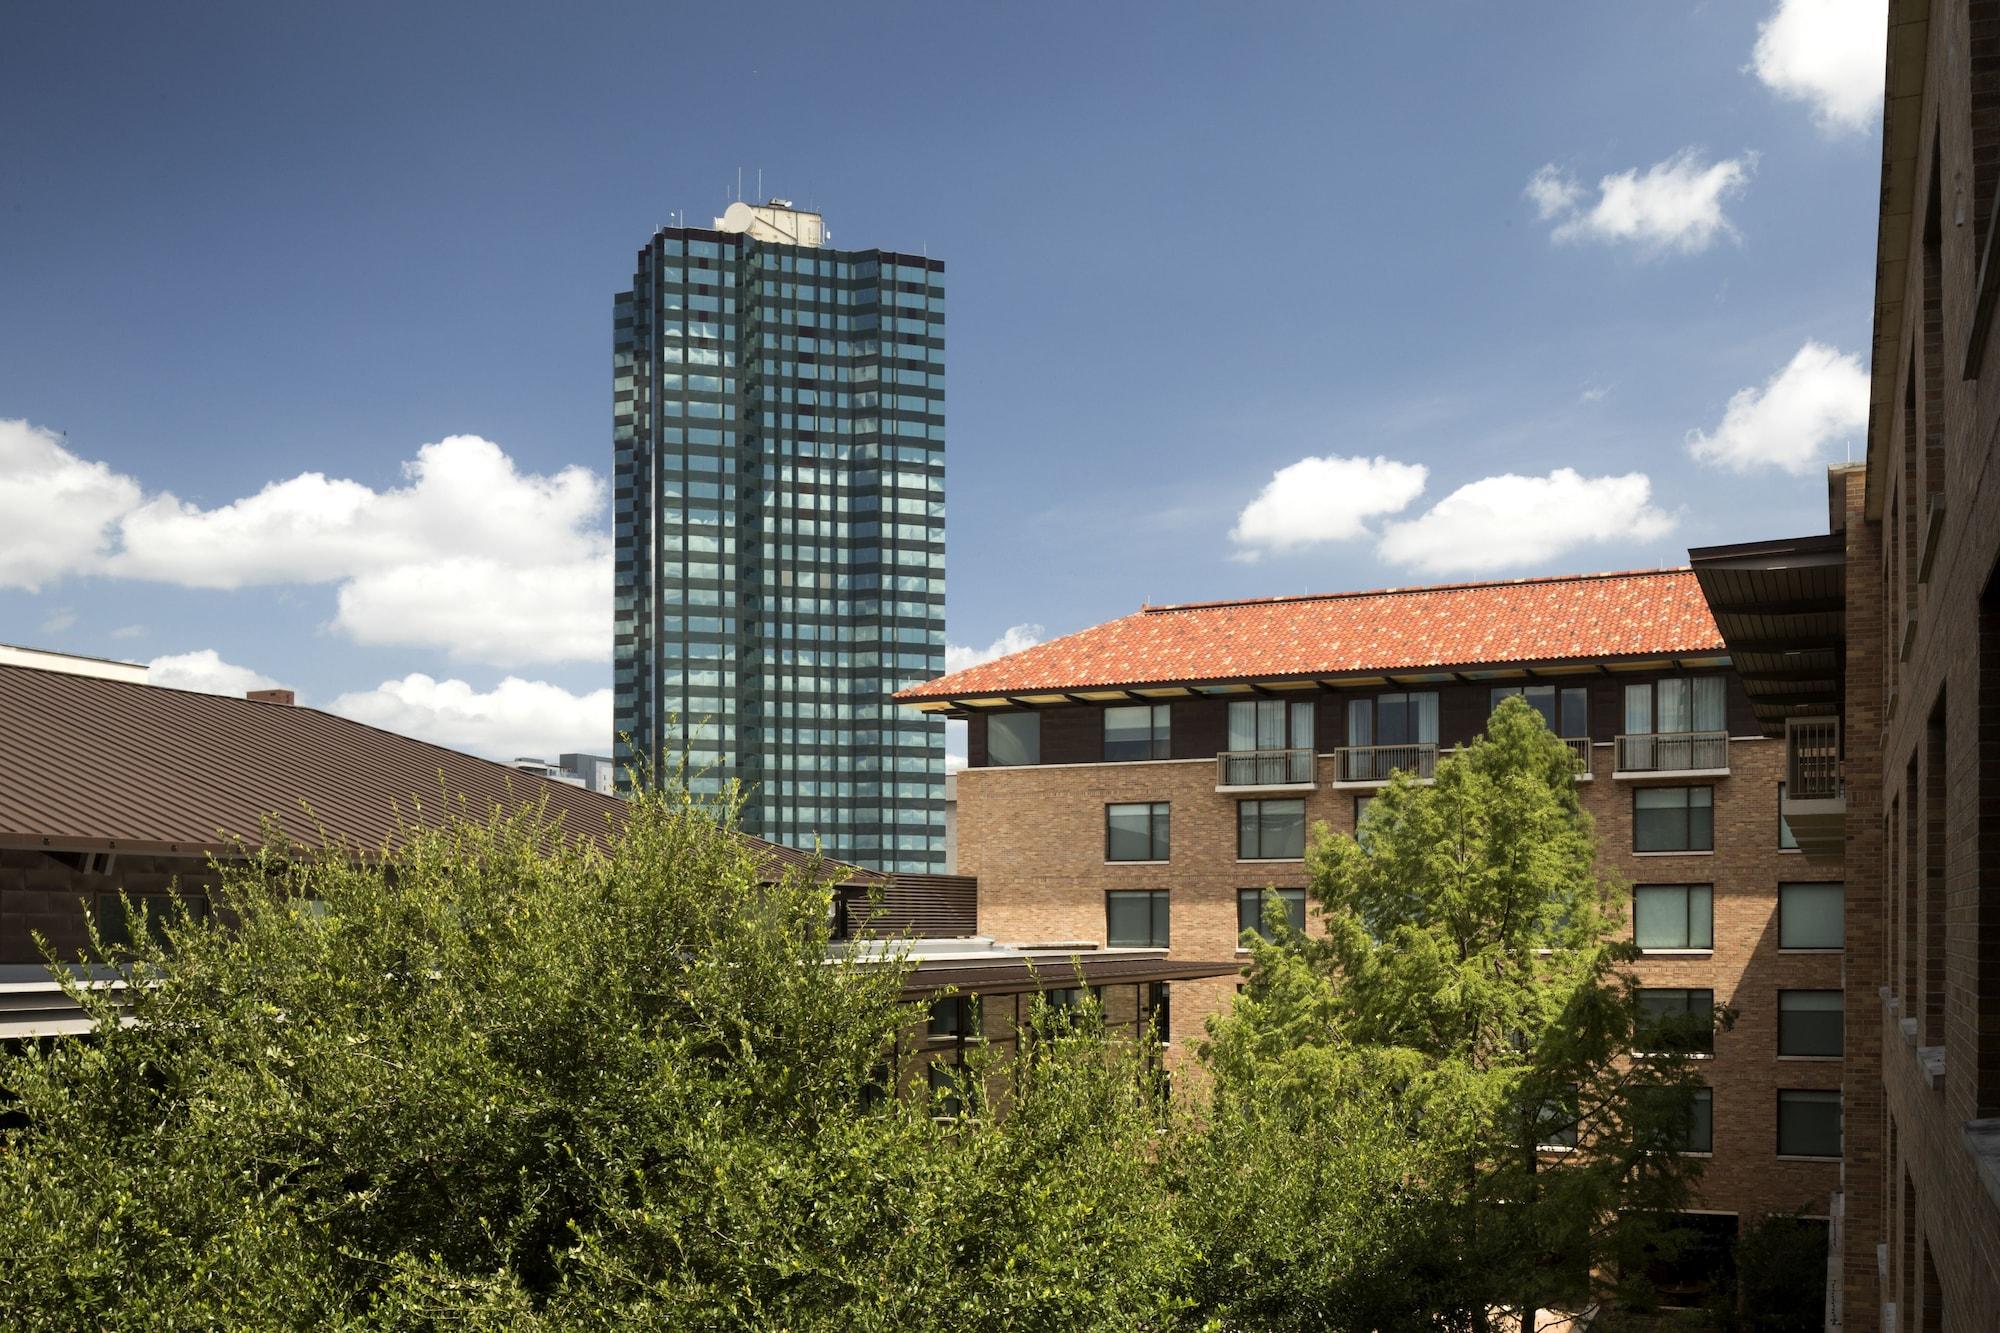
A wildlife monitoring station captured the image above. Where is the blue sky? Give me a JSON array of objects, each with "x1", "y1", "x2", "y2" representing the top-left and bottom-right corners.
[{"x1": 0, "y1": 2, "x2": 1884, "y2": 760}]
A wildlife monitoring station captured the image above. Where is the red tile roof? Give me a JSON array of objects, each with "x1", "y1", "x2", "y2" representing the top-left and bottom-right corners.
[{"x1": 898, "y1": 569, "x2": 1725, "y2": 701}]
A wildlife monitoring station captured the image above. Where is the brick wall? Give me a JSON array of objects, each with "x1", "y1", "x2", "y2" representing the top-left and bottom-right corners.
[
  {"x1": 959, "y1": 730, "x2": 1842, "y2": 1224},
  {"x1": 0, "y1": 849, "x2": 219, "y2": 969}
]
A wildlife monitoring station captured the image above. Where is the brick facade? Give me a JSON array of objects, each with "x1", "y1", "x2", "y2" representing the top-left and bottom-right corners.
[{"x1": 958, "y1": 706, "x2": 1842, "y2": 1226}]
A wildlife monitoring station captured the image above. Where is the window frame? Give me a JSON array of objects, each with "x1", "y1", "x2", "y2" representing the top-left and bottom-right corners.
[
  {"x1": 1490, "y1": 683, "x2": 1590, "y2": 738},
  {"x1": 1104, "y1": 802, "x2": 1171, "y2": 863},
  {"x1": 1236, "y1": 886, "x2": 1308, "y2": 942},
  {"x1": 1776, "y1": 1089, "x2": 1843, "y2": 1159},
  {"x1": 986, "y1": 711, "x2": 1040, "y2": 767},
  {"x1": 1237, "y1": 797, "x2": 1307, "y2": 861},
  {"x1": 1777, "y1": 989, "x2": 1844, "y2": 1058},
  {"x1": 1345, "y1": 690, "x2": 1440, "y2": 748},
  {"x1": 1636, "y1": 987, "x2": 1717, "y2": 1055},
  {"x1": 1103, "y1": 703, "x2": 1172, "y2": 762},
  {"x1": 1623, "y1": 675, "x2": 1728, "y2": 735},
  {"x1": 1632, "y1": 883, "x2": 1714, "y2": 952},
  {"x1": 1105, "y1": 888, "x2": 1171, "y2": 949},
  {"x1": 1633, "y1": 786, "x2": 1716, "y2": 853}
]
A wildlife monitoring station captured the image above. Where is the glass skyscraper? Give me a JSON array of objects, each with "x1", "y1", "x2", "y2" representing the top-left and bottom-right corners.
[{"x1": 613, "y1": 201, "x2": 947, "y2": 872}]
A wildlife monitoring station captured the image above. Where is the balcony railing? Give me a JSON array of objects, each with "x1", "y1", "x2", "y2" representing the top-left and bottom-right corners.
[
  {"x1": 1786, "y1": 716, "x2": 1843, "y2": 801},
  {"x1": 1613, "y1": 731, "x2": 1729, "y2": 776},
  {"x1": 1336, "y1": 742, "x2": 1439, "y2": 785},
  {"x1": 1561, "y1": 736, "x2": 1593, "y2": 777},
  {"x1": 1215, "y1": 748, "x2": 1316, "y2": 790}
]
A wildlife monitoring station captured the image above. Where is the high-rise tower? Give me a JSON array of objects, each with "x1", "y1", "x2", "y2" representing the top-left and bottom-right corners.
[{"x1": 613, "y1": 201, "x2": 947, "y2": 872}]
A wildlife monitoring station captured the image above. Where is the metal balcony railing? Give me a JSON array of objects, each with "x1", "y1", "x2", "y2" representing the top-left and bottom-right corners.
[
  {"x1": 1337, "y1": 742, "x2": 1439, "y2": 784},
  {"x1": 1613, "y1": 731, "x2": 1729, "y2": 775},
  {"x1": 1561, "y1": 736, "x2": 1593, "y2": 775},
  {"x1": 1215, "y1": 748, "x2": 1316, "y2": 789},
  {"x1": 1786, "y1": 716, "x2": 1843, "y2": 801}
]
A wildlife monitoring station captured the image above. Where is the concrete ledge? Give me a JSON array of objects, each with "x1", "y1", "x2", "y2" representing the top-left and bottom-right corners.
[{"x1": 1961, "y1": 1119, "x2": 2000, "y2": 1211}]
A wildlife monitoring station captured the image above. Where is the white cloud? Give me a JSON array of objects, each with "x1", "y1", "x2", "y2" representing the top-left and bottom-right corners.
[
  {"x1": 0, "y1": 419, "x2": 143, "y2": 592},
  {"x1": 109, "y1": 435, "x2": 609, "y2": 667},
  {"x1": 1530, "y1": 150, "x2": 1757, "y2": 254},
  {"x1": 328, "y1": 674, "x2": 612, "y2": 763},
  {"x1": 110, "y1": 625, "x2": 145, "y2": 640},
  {"x1": 147, "y1": 649, "x2": 287, "y2": 698},
  {"x1": 946, "y1": 721, "x2": 968, "y2": 773},
  {"x1": 1229, "y1": 455, "x2": 1429, "y2": 559},
  {"x1": 946, "y1": 624, "x2": 1043, "y2": 675},
  {"x1": 39, "y1": 609, "x2": 76, "y2": 635},
  {"x1": 1751, "y1": 0, "x2": 1887, "y2": 134},
  {"x1": 1686, "y1": 340, "x2": 1870, "y2": 474},
  {"x1": 1376, "y1": 468, "x2": 1676, "y2": 575}
]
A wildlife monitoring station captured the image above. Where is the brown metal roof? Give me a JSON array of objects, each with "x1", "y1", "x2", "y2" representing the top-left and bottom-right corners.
[
  {"x1": 836, "y1": 873, "x2": 978, "y2": 940},
  {"x1": 901, "y1": 954, "x2": 1242, "y2": 997},
  {"x1": 0, "y1": 663, "x2": 888, "y2": 886}
]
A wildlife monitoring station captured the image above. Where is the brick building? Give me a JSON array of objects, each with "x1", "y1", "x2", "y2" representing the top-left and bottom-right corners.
[
  {"x1": 1682, "y1": 2, "x2": 2000, "y2": 1326},
  {"x1": 897, "y1": 567, "x2": 1846, "y2": 1234}
]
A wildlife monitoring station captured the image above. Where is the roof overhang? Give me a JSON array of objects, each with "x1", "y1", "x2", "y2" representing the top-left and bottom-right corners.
[
  {"x1": 900, "y1": 954, "x2": 1242, "y2": 997},
  {"x1": 1688, "y1": 533, "x2": 1846, "y2": 736},
  {"x1": 897, "y1": 651, "x2": 1736, "y2": 715}
]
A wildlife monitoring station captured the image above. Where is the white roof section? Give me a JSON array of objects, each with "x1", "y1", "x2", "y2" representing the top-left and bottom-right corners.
[{"x1": 0, "y1": 643, "x2": 148, "y2": 685}]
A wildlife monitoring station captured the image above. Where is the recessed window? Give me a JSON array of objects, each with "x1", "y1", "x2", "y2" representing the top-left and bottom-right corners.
[
  {"x1": 1106, "y1": 890, "x2": 1170, "y2": 948},
  {"x1": 1104, "y1": 703, "x2": 1171, "y2": 761},
  {"x1": 928, "y1": 995, "x2": 973, "y2": 1039},
  {"x1": 1491, "y1": 684, "x2": 1589, "y2": 737},
  {"x1": 1344, "y1": 692, "x2": 1439, "y2": 781},
  {"x1": 1238, "y1": 798, "x2": 1306, "y2": 860},
  {"x1": 1778, "y1": 882, "x2": 1843, "y2": 950},
  {"x1": 1675, "y1": 1087, "x2": 1715, "y2": 1153},
  {"x1": 1777, "y1": 1089, "x2": 1842, "y2": 1158},
  {"x1": 1624, "y1": 677, "x2": 1726, "y2": 735},
  {"x1": 1237, "y1": 887, "x2": 1308, "y2": 940},
  {"x1": 1634, "y1": 787, "x2": 1715, "y2": 852},
  {"x1": 1637, "y1": 987, "x2": 1715, "y2": 1054},
  {"x1": 1633, "y1": 884, "x2": 1712, "y2": 951},
  {"x1": 1778, "y1": 990, "x2": 1843, "y2": 1057},
  {"x1": 1106, "y1": 802, "x2": 1170, "y2": 862},
  {"x1": 1777, "y1": 782, "x2": 1799, "y2": 850},
  {"x1": 1225, "y1": 699, "x2": 1315, "y2": 784},
  {"x1": 94, "y1": 892, "x2": 209, "y2": 949},
  {"x1": 1638, "y1": 1085, "x2": 1714, "y2": 1154},
  {"x1": 1537, "y1": 1086, "x2": 1581, "y2": 1149},
  {"x1": 987, "y1": 712, "x2": 1039, "y2": 766}
]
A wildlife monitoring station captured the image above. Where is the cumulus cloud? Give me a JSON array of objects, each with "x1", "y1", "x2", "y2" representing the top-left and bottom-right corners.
[
  {"x1": 0, "y1": 419, "x2": 144, "y2": 592},
  {"x1": 147, "y1": 649, "x2": 287, "y2": 698},
  {"x1": 328, "y1": 674, "x2": 612, "y2": 763},
  {"x1": 1686, "y1": 340, "x2": 1870, "y2": 474},
  {"x1": 1376, "y1": 469, "x2": 1676, "y2": 575},
  {"x1": 946, "y1": 624, "x2": 1043, "y2": 674},
  {"x1": 1229, "y1": 455, "x2": 1429, "y2": 559},
  {"x1": 1751, "y1": 0, "x2": 1887, "y2": 134},
  {"x1": 1529, "y1": 150, "x2": 1756, "y2": 254}
]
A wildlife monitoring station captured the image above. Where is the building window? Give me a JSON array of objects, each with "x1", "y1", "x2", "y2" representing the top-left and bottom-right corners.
[
  {"x1": 1633, "y1": 787, "x2": 1714, "y2": 852},
  {"x1": 1674, "y1": 1087, "x2": 1715, "y2": 1153},
  {"x1": 1777, "y1": 1089, "x2": 1842, "y2": 1158},
  {"x1": 1777, "y1": 781, "x2": 1799, "y2": 850},
  {"x1": 1639, "y1": 1085, "x2": 1715, "y2": 1154},
  {"x1": 1105, "y1": 802, "x2": 1170, "y2": 862},
  {"x1": 1778, "y1": 990, "x2": 1843, "y2": 1057},
  {"x1": 987, "y1": 712, "x2": 1039, "y2": 766},
  {"x1": 1104, "y1": 703, "x2": 1171, "y2": 761},
  {"x1": 1237, "y1": 887, "x2": 1308, "y2": 940},
  {"x1": 1238, "y1": 798, "x2": 1306, "y2": 860},
  {"x1": 1106, "y1": 890, "x2": 1170, "y2": 948},
  {"x1": 1778, "y1": 882, "x2": 1844, "y2": 950},
  {"x1": 1633, "y1": 884, "x2": 1713, "y2": 951},
  {"x1": 1228, "y1": 698, "x2": 1315, "y2": 753},
  {"x1": 1491, "y1": 684, "x2": 1589, "y2": 737},
  {"x1": 1624, "y1": 676, "x2": 1726, "y2": 735},
  {"x1": 1637, "y1": 988, "x2": 1715, "y2": 1054},
  {"x1": 1537, "y1": 1086, "x2": 1581, "y2": 1149},
  {"x1": 928, "y1": 995, "x2": 973, "y2": 1039},
  {"x1": 95, "y1": 892, "x2": 210, "y2": 949}
]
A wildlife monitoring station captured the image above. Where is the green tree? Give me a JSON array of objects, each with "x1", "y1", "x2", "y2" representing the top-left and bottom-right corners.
[
  {"x1": 0, "y1": 784, "x2": 1185, "y2": 1330},
  {"x1": 1197, "y1": 697, "x2": 1722, "y2": 1331}
]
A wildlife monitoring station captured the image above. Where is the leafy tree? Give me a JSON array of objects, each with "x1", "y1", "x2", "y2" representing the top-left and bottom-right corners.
[
  {"x1": 0, "y1": 784, "x2": 1184, "y2": 1330},
  {"x1": 1197, "y1": 697, "x2": 1723, "y2": 1331}
]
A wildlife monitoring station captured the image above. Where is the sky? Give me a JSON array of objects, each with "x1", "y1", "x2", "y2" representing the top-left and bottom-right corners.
[{"x1": 0, "y1": 1, "x2": 1885, "y2": 765}]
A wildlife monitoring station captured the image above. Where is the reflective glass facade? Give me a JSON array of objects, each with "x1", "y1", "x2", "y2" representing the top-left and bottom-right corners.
[{"x1": 613, "y1": 223, "x2": 946, "y2": 872}]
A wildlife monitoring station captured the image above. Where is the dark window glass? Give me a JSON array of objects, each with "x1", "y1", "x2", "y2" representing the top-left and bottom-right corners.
[
  {"x1": 1634, "y1": 787, "x2": 1715, "y2": 852},
  {"x1": 928, "y1": 995, "x2": 972, "y2": 1039},
  {"x1": 1778, "y1": 882, "x2": 1843, "y2": 949},
  {"x1": 1491, "y1": 684, "x2": 1589, "y2": 737},
  {"x1": 1237, "y1": 887, "x2": 1308, "y2": 940},
  {"x1": 1238, "y1": 798, "x2": 1306, "y2": 859},
  {"x1": 95, "y1": 892, "x2": 209, "y2": 949},
  {"x1": 1637, "y1": 1085, "x2": 1714, "y2": 1154},
  {"x1": 1778, "y1": 990, "x2": 1843, "y2": 1057},
  {"x1": 1778, "y1": 782, "x2": 1799, "y2": 849},
  {"x1": 1777, "y1": 1089, "x2": 1842, "y2": 1157},
  {"x1": 1106, "y1": 890, "x2": 1170, "y2": 948},
  {"x1": 1537, "y1": 1086, "x2": 1581, "y2": 1149},
  {"x1": 1106, "y1": 803, "x2": 1170, "y2": 861},
  {"x1": 1637, "y1": 987, "x2": 1715, "y2": 1054},
  {"x1": 1633, "y1": 884, "x2": 1713, "y2": 950},
  {"x1": 987, "y1": 712, "x2": 1039, "y2": 766},
  {"x1": 1104, "y1": 703, "x2": 1171, "y2": 761},
  {"x1": 928, "y1": 1060, "x2": 965, "y2": 1119}
]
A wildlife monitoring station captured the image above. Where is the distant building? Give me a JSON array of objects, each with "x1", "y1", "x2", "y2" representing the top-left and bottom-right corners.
[
  {"x1": 0, "y1": 643, "x2": 146, "y2": 685},
  {"x1": 559, "y1": 753, "x2": 617, "y2": 796},
  {"x1": 612, "y1": 200, "x2": 947, "y2": 873}
]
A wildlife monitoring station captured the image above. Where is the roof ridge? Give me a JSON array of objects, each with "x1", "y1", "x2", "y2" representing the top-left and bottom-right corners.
[{"x1": 1141, "y1": 566, "x2": 1694, "y2": 614}]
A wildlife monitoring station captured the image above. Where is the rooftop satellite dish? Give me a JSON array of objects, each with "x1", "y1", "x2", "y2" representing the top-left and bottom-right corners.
[{"x1": 719, "y1": 200, "x2": 757, "y2": 233}]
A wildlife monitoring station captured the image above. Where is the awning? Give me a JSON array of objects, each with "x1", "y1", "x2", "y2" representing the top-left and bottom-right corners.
[{"x1": 1688, "y1": 533, "x2": 1846, "y2": 736}]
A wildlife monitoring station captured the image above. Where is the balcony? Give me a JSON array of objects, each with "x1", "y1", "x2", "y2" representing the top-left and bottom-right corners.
[
  {"x1": 1215, "y1": 748, "x2": 1317, "y2": 792},
  {"x1": 1612, "y1": 731, "x2": 1730, "y2": 780},
  {"x1": 1562, "y1": 736, "x2": 1594, "y2": 780},
  {"x1": 1334, "y1": 742, "x2": 1438, "y2": 787},
  {"x1": 1782, "y1": 715, "x2": 1844, "y2": 859}
]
